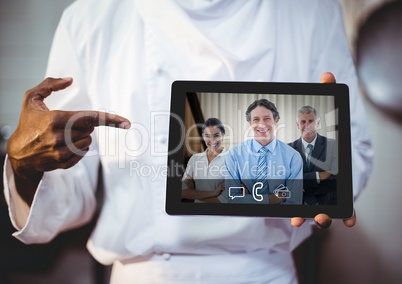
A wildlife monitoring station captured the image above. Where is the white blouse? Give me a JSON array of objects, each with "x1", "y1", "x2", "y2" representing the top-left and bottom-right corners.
[{"x1": 182, "y1": 149, "x2": 227, "y2": 202}]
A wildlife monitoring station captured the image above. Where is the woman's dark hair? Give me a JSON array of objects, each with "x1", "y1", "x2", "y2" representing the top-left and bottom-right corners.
[
  {"x1": 202, "y1": 117, "x2": 225, "y2": 135},
  {"x1": 245, "y1": 99, "x2": 280, "y2": 122}
]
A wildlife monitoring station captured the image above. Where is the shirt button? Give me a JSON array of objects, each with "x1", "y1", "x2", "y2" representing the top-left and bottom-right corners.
[
  {"x1": 157, "y1": 135, "x2": 167, "y2": 144},
  {"x1": 156, "y1": 68, "x2": 164, "y2": 76}
]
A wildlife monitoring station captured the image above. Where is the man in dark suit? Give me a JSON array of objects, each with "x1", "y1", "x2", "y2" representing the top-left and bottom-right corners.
[{"x1": 288, "y1": 106, "x2": 337, "y2": 205}]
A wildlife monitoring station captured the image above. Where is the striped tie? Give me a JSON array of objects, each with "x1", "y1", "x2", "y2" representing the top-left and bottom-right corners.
[
  {"x1": 256, "y1": 147, "x2": 269, "y2": 194},
  {"x1": 306, "y1": 144, "x2": 314, "y2": 169}
]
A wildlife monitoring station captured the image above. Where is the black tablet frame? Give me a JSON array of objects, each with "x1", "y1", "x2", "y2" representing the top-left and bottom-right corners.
[{"x1": 165, "y1": 81, "x2": 353, "y2": 218}]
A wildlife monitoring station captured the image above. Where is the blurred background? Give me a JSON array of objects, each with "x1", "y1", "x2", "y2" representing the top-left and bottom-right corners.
[{"x1": 1, "y1": 0, "x2": 401, "y2": 283}]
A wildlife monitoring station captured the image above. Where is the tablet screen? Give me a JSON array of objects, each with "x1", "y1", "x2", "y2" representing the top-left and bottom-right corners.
[{"x1": 166, "y1": 81, "x2": 353, "y2": 218}]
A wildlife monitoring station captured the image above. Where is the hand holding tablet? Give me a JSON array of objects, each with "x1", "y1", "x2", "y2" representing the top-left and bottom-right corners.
[{"x1": 166, "y1": 74, "x2": 354, "y2": 220}]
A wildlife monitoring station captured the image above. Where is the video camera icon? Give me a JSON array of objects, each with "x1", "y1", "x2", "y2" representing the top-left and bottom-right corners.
[{"x1": 273, "y1": 184, "x2": 291, "y2": 199}]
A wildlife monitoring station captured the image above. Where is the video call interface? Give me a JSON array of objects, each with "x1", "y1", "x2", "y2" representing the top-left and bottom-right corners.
[{"x1": 181, "y1": 92, "x2": 338, "y2": 206}]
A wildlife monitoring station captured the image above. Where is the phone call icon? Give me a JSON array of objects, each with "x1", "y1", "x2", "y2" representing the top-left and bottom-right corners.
[{"x1": 252, "y1": 182, "x2": 264, "y2": 202}]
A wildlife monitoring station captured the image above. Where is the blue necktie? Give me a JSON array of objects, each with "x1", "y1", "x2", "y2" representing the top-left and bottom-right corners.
[
  {"x1": 256, "y1": 147, "x2": 269, "y2": 194},
  {"x1": 306, "y1": 144, "x2": 314, "y2": 168}
]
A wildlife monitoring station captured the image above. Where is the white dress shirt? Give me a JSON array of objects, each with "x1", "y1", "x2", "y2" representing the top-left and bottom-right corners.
[{"x1": 3, "y1": 0, "x2": 373, "y2": 282}]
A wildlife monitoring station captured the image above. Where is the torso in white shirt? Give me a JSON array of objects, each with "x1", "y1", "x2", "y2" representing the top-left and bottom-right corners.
[{"x1": 6, "y1": 0, "x2": 371, "y2": 272}]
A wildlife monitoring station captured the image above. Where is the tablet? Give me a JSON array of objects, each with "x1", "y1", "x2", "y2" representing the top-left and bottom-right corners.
[{"x1": 166, "y1": 81, "x2": 353, "y2": 218}]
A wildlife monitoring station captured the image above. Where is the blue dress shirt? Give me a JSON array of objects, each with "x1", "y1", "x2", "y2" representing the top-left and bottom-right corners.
[{"x1": 224, "y1": 138, "x2": 303, "y2": 204}]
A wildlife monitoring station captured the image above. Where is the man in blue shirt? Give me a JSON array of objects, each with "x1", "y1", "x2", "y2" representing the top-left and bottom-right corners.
[{"x1": 224, "y1": 99, "x2": 303, "y2": 204}]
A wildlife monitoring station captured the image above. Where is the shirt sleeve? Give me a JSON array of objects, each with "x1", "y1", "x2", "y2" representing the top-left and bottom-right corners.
[
  {"x1": 181, "y1": 156, "x2": 195, "y2": 190},
  {"x1": 316, "y1": 172, "x2": 320, "y2": 184},
  {"x1": 2, "y1": 8, "x2": 99, "y2": 244}
]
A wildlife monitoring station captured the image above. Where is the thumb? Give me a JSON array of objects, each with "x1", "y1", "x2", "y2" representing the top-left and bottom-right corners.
[
  {"x1": 319, "y1": 72, "x2": 336, "y2": 84},
  {"x1": 30, "y1": 77, "x2": 73, "y2": 97},
  {"x1": 24, "y1": 77, "x2": 74, "y2": 111},
  {"x1": 343, "y1": 209, "x2": 356, "y2": 227}
]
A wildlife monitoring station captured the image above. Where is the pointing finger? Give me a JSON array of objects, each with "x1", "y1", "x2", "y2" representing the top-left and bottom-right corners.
[{"x1": 59, "y1": 110, "x2": 131, "y2": 129}]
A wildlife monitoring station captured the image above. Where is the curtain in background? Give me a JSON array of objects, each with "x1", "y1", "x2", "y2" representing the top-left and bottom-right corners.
[{"x1": 197, "y1": 92, "x2": 336, "y2": 149}]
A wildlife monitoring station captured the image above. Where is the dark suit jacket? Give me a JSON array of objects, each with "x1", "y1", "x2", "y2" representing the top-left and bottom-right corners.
[{"x1": 289, "y1": 134, "x2": 337, "y2": 204}]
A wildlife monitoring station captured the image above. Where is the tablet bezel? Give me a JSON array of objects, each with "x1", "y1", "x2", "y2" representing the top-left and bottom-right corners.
[{"x1": 165, "y1": 81, "x2": 353, "y2": 218}]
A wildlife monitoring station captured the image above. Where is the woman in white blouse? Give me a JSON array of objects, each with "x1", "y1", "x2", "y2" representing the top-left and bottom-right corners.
[{"x1": 182, "y1": 118, "x2": 227, "y2": 203}]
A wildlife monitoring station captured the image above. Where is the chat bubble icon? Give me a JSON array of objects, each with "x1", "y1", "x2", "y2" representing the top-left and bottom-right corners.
[{"x1": 229, "y1": 187, "x2": 245, "y2": 200}]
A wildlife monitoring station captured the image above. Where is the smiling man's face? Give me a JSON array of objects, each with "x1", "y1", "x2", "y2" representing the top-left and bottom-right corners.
[
  {"x1": 297, "y1": 112, "x2": 319, "y2": 143},
  {"x1": 250, "y1": 106, "x2": 277, "y2": 146}
]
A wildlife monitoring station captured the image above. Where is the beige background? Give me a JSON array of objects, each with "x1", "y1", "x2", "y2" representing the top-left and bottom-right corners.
[{"x1": 0, "y1": 1, "x2": 399, "y2": 283}]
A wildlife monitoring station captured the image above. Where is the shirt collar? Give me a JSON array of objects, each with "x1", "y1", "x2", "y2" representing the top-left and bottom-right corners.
[
  {"x1": 202, "y1": 147, "x2": 227, "y2": 157},
  {"x1": 251, "y1": 138, "x2": 277, "y2": 154},
  {"x1": 301, "y1": 134, "x2": 317, "y2": 150}
]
